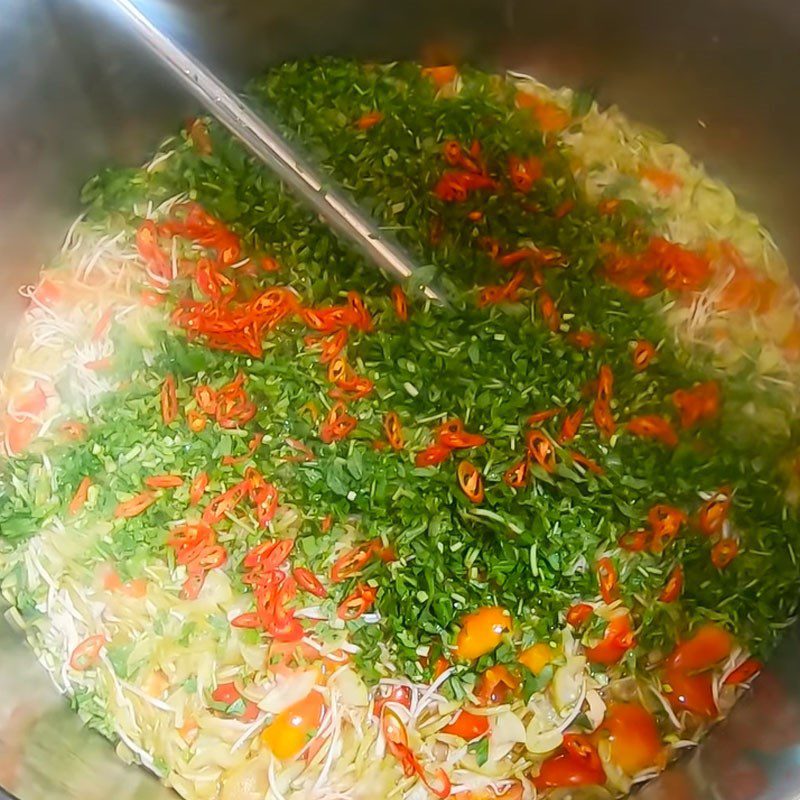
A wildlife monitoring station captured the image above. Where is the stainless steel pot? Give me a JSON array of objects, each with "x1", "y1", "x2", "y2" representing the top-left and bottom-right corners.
[{"x1": 1, "y1": 1, "x2": 799, "y2": 799}]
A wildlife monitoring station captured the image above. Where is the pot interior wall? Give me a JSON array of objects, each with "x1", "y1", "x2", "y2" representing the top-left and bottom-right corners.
[{"x1": 1, "y1": 1, "x2": 799, "y2": 798}]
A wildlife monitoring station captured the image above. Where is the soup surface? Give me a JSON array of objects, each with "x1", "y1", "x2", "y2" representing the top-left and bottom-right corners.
[{"x1": 1, "y1": 59, "x2": 800, "y2": 800}]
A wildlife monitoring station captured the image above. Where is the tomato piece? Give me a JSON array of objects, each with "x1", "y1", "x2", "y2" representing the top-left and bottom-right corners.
[
  {"x1": 585, "y1": 613, "x2": 636, "y2": 665},
  {"x1": 69, "y1": 634, "x2": 107, "y2": 671},
  {"x1": 534, "y1": 736, "x2": 605, "y2": 789},
  {"x1": 667, "y1": 624, "x2": 733, "y2": 672},
  {"x1": 596, "y1": 557, "x2": 619, "y2": 604},
  {"x1": 68, "y1": 477, "x2": 92, "y2": 516},
  {"x1": 558, "y1": 407, "x2": 585, "y2": 444},
  {"x1": 519, "y1": 642, "x2": 555, "y2": 675},
  {"x1": 188, "y1": 471, "x2": 209, "y2": 505},
  {"x1": 566, "y1": 602, "x2": 593, "y2": 627},
  {"x1": 724, "y1": 658, "x2": 762, "y2": 686},
  {"x1": 415, "y1": 443, "x2": 452, "y2": 467},
  {"x1": 114, "y1": 491, "x2": 157, "y2": 519},
  {"x1": 626, "y1": 415, "x2": 678, "y2": 448},
  {"x1": 440, "y1": 709, "x2": 490, "y2": 741},
  {"x1": 145, "y1": 474, "x2": 183, "y2": 489},
  {"x1": 659, "y1": 565, "x2": 684, "y2": 603},
  {"x1": 337, "y1": 584, "x2": 378, "y2": 620},
  {"x1": 456, "y1": 460, "x2": 484, "y2": 503},
  {"x1": 526, "y1": 429, "x2": 556, "y2": 472},
  {"x1": 663, "y1": 664, "x2": 717, "y2": 718},
  {"x1": 603, "y1": 702, "x2": 662, "y2": 774},
  {"x1": 455, "y1": 606, "x2": 512, "y2": 661},
  {"x1": 292, "y1": 567, "x2": 327, "y2": 598},
  {"x1": 632, "y1": 339, "x2": 656, "y2": 370},
  {"x1": 160, "y1": 374, "x2": 178, "y2": 425},
  {"x1": 474, "y1": 665, "x2": 519, "y2": 706},
  {"x1": 262, "y1": 690, "x2": 326, "y2": 760}
]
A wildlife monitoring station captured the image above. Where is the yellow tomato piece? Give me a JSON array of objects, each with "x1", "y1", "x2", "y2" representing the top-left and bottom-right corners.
[
  {"x1": 519, "y1": 642, "x2": 555, "y2": 675},
  {"x1": 261, "y1": 691, "x2": 325, "y2": 760},
  {"x1": 455, "y1": 606, "x2": 512, "y2": 661},
  {"x1": 604, "y1": 702, "x2": 663, "y2": 775}
]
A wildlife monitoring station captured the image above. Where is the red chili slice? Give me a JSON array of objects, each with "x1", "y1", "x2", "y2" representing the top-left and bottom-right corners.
[
  {"x1": 526, "y1": 430, "x2": 556, "y2": 472},
  {"x1": 456, "y1": 460, "x2": 485, "y2": 503},
  {"x1": 596, "y1": 557, "x2": 619, "y2": 604},
  {"x1": 331, "y1": 542, "x2": 375, "y2": 582},
  {"x1": 566, "y1": 603, "x2": 593, "y2": 627},
  {"x1": 558, "y1": 407, "x2": 585, "y2": 444},
  {"x1": 188, "y1": 471, "x2": 209, "y2": 505},
  {"x1": 659, "y1": 565, "x2": 684, "y2": 603},
  {"x1": 337, "y1": 584, "x2": 378, "y2": 620},
  {"x1": 503, "y1": 458, "x2": 530, "y2": 488},
  {"x1": 161, "y1": 374, "x2": 178, "y2": 425},
  {"x1": 293, "y1": 567, "x2": 327, "y2": 598},
  {"x1": 145, "y1": 474, "x2": 184, "y2": 489},
  {"x1": 243, "y1": 539, "x2": 294, "y2": 571},
  {"x1": 114, "y1": 491, "x2": 157, "y2": 519},
  {"x1": 632, "y1": 340, "x2": 656, "y2": 370},
  {"x1": 391, "y1": 286, "x2": 409, "y2": 321},
  {"x1": 69, "y1": 634, "x2": 107, "y2": 671},
  {"x1": 711, "y1": 538, "x2": 739, "y2": 569},
  {"x1": 383, "y1": 411, "x2": 404, "y2": 451},
  {"x1": 415, "y1": 443, "x2": 452, "y2": 467}
]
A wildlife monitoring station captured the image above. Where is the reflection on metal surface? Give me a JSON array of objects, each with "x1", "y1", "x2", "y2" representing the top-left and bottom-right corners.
[
  {"x1": 101, "y1": 0, "x2": 445, "y2": 303},
  {"x1": 1, "y1": 1, "x2": 800, "y2": 799},
  {"x1": 0, "y1": 614, "x2": 169, "y2": 800}
]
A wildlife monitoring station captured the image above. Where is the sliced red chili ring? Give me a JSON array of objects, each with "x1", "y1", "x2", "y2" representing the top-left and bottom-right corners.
[
  {"x1": 161, "y1": 374, "x2": 178, "y2": 425},
  {"x1": 558, "y1": 407, "x2": 585, "y2": 444},
  {"x1": 114, "y1": 491, "x2": 157, "y2": 519},
  {"x1": 456, "y1": 460, "x2": 485, "y2": 503},
  {"x1": 244, "y1": 539, "x2": 294, "y2": 571},
  {"x1": 415, "y1": 443, "x2": 452, "y2": 467},
  {"x1": 527, "y1": 409, "x2": 559, "y2": 425},
  {"x1": 526, "y1": 430, "x2": 556, "y2": 472},
  {"x1": 648, "y1": 504, "x2": 687, "y2": 553},
  {"x1": 711, "y1": 538, "x2": 739, "y2": 569},
  {"x1": 626, "y1": 415, "x2": 678, "y2": 448},
  {"x1": 337, "y1": 584, "x2": 378, "y2": 620},
  {"x1": 331, "y1": 542, "x2": 375, "y2": 582},
  {"x1": 186, "y1": 544, "x2": 227, "y2": 573},
  {"x1": 438, "y1": 429, "x2": 487, "y2": 449},
  {"x1": 145, "y1": 474, "x2": 184, "y2": 489},
  {"x1": 181, "y1": 570, "x2": 207, "y2": 600},
  {"x1": 632, "y1": 339, "x2": 656, "y2": 370},
  {"x1": 659, "y1": 565, "x2": 684, "y2": 603},
  {"x1": 391, "y1": 285, "x2": 409, "y2": 321},
  {"x1": 593, "y1": 398, "x2": 616, "y2": 438},
  {"x1": 230, "y1": 612, "x2": 261, "y2": 629},
  {"x1": 503, "y1": 458, "x2": 529, "y2": 488},
  {"x1": 619, "y1": 529, "x2": 650, "y2": 552},
  {"x1": 293, "y1": 567, "x2": 327, "y2": 598},
  {"x1": 698, "y1": 488, "x2": 731, "y2": 536},
  {"x1": 570, "y1": 451, "x2": 605, "y2": 475},
  {"x1": 69, "y1": 634, "x2": 107, "y2": 671},
  {"x1": 188, "y1": 471, "x2": 209, "y2": 505},
  {"x1": 596, "y1": 557, "x2": 619, "y2": 604},
  {"x1": 201, "y1": 480, "x2": 249, "y2": 524},
  {"x1": 383, "y1": 411, "x2": 404, "y2": 451}
]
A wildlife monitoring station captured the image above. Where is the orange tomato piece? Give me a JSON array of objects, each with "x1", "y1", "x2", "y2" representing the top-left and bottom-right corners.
[
  {"x1": 440, "y1": 709, "x2": 490, "y2": 741},
  {"x1": 519, "y1": 642, "x2": 555, "y2": 675},
  {"x1": 455, "y1": 606, "x2": 512, "y2": 660},
  {"x1": 603, "y1": 702, "x2": 663, "y2": 774},
  {"x1": 262, "y1": 690, "x2": 325, "y2": 760}
]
